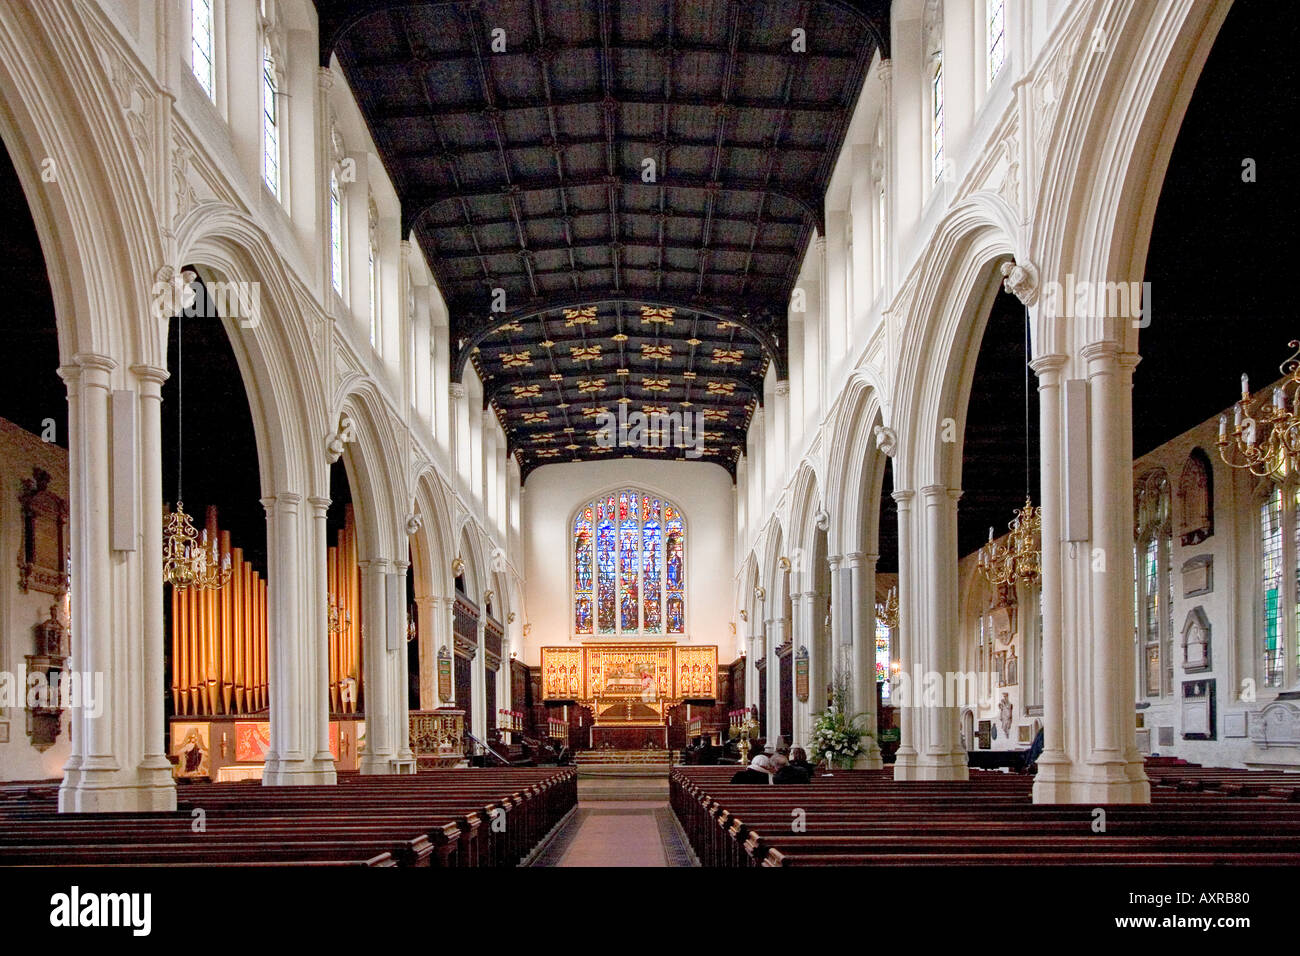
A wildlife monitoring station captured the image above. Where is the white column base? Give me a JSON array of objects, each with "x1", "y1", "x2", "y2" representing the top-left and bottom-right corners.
[
  {"x1": 911, "y1": 750, "x2": 969, "y2": 781},
  {"x1": 58, "y1": 769, "x2": 178, "y2": 813},
  {"x1": 853, "y1": 740, "x2": 883, "y2": 770},
  {"x1": 891, "y1": 746, "x2": 918, "y2": 780},
  {"x1": 358, "y1": 753, "x2": 396, "y2": 775},
  {"x1": 263, "y1": 757, "x2": 337, "y2": 786},
  {"x1": 1032, "y1": 758, "x2": 1150, "y2": 804}
]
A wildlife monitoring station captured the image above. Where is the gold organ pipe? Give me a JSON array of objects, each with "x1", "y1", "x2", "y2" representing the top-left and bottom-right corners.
[
  {"x1": 170, "y1": 585, "x2": 180, "y2": 713},
  {"x1": 328, "y1": 545, "x2": 339, "y2": 713},
  {"x1": 246, "y1": 563, "x2": 256, "y2": 711},
  {"x1": 258, "y1": 577, "x2": 268, "y2": 710},
  {"x1": 220, "y1": 530, "x2": 233, "y2": 714},
  {"x1": 231, "y1": 547, "x2": 245, "y2": 713},
  {"x1": 345, "y1": 507, "x2": 360, "y2": 714},
  {"x1": 178, "y1": 587, "x2": 189, "y2": 712},
  {"x1": 202, "y1": 506, "x2": 218, "y2": 714},
  {"x1": 187, "y1": 577, "x2": 200, "y2": 714}
]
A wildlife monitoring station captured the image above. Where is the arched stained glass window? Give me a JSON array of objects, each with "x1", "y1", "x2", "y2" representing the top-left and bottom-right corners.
[{"x1": 574, "y1": 489, "x2": 685, "y2": 636}]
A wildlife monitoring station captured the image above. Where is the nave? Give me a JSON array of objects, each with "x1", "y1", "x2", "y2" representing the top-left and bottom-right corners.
[{"x1": 0, "y1": 0, "x2": 1296, "y2": 934}]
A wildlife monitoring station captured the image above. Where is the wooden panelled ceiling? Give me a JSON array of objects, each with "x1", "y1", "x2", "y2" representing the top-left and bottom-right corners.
[{"x1": 317, "y1": 0, "x2": 888, "y2": 477}]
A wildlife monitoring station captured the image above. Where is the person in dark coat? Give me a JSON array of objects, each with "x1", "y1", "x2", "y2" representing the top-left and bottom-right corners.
[
  {"x1": 771, "y1": 753, "x2": 810, "y2": 784},
  {"x1": 729, "y1": 754, "x2": 774, "y2": 784},
  {"x1": 788, "y1": 747, "x2": 817, "y2": 779}
]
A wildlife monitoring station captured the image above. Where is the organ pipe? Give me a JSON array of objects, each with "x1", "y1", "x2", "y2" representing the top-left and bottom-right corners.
[{"x1": 166, "y1": 505, "x2": 363, "y2": 716}]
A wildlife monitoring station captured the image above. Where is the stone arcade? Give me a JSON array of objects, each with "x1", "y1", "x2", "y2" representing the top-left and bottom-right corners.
[{"x1": 0, "y1": 0, "x2": 1295, "y2": 876}]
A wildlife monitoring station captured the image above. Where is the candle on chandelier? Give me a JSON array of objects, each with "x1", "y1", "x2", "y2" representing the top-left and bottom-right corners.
[
  {"x1": 1234, "y1": 403, "x2": 1243, "y2": 429},
  {"x1": 1242, "y1": 373, "x2": 1250, "y2": 399},
  {"x1": 1219, "y1": 414, "x2": 1227, "y2": 441},
  {"x1": 1275, "y1": 387, "x2": 1286, "y2": 410}
]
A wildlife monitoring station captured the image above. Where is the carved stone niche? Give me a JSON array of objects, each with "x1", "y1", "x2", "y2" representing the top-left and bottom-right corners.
[
  {"x1": 1249, "y1": 701, "x2": 1300, "y2": 748},
  {"x1": 1175, "y1": 448, "x2": 1214, "y2": 546},
  {"x1": 1181, "y1": 606, "x2": 1211, "y2": 673},
  {"x1": 1182, "y1": 555, "x2": 1213, "y2": 598},
  {"x1": 17, "y1": 468, "x2": 67, "y2": 595}
]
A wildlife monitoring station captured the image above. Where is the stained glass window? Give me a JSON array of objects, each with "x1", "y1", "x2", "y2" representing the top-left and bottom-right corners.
[
  {"x1": 619, "y1": 492, "x2": 639, "y2": 630},
  {"x1": 665, "y1": 504, "x2": 685, "y2": 634},
  {"x1": 642, "y1": 496, "x2": 662, "y2": 633},
  {"x1": 191, "y1": 0, "x2": 215, "y2": 100},
  {"x1": 1262, "y1": 485, "x2": 1284, "y2": 687},
  {"x1": 987, "y1": 0, "x2": 1006, "y2": 85},
  {"x1": 573, "y1": 489, "x2": 684, "y2": 636},
  {"x1": 596, "y1": 498, "x2": 616, "y2": 634},
  {"x1": 573, "y1": 507, "x2": 593, "y2": 633},
  {"x1": 1135, "y1": 472, "x2": 1172, "y2": 699}
]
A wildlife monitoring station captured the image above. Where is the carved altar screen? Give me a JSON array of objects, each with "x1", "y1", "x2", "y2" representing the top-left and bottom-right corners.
[{"x1": 540, "y1": 645, "x2": 716, "y2": 702}]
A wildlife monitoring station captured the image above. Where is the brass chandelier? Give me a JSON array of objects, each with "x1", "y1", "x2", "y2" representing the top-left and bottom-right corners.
[
  {"x1": 976, "y1": 305, "x2": 1041, "y2": 588},
  {"x1": 327, "y1": 597, "x2": 352, "y2": 635},
  {"x1": 162, "y1": 282, "x2": 231, "y2": 592},
  {"x1": 875, "y1": 585, "x2": 899, "y2": 628},
  {"x1": 977, "y1": 497, "x2": 1042, "y2": 588},
  {"x1": 1217, "y1": 342, "x2": 1300, "y2": 481}
]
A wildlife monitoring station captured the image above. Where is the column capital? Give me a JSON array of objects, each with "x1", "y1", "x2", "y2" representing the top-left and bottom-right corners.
[
  {"x1": 317, "y1": 66, "x2": 335, "y2": 90},
  {"x1": 307, "y1": 495, "x2": 331, "y2": 516},
  {"x1": 129, "y1": 364, "x2": 170, "y2": 389},
  {"x1": 1030, "y1": 353, "x2": 1068, "y2": 378},
  {"x1": 891, "y1": 488, "x2": 915, "y2": 504},
  {"x1": 449, "y1": 382, "x2": 466, "y2": 400},
  {"x1": 826, "y1": 554, "x2": 842, "y2": 570},
  {"x1": 842, "y1": 551, "x2": 879, "y2": 568},
  {"x1": 775, "y1": 379, "x2": 790, "y2": 397},
  {"x1": 919, "y1": 484, "x2": 961, "y2": 502},
  {"x1": 1080, "y1": 340, "x2": 1120, "y2": 365}
]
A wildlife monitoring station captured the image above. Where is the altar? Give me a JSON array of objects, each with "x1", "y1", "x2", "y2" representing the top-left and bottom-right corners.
[{"x1": 540, "y1": 644, "x2": 717, "y2": 747}]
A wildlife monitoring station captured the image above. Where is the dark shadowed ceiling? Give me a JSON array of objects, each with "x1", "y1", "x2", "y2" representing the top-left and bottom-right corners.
[{"x1": 318, "y1": 0, "x2": 889, "y2": 477}]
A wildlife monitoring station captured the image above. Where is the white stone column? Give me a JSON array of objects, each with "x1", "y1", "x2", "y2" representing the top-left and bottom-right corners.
[
  {"x1": 766, "y1": 615, "x2": 785, "y2": 744},
  {"x1": 1071, "y1": 343, "x2": 1149, "y2": 802},
  {"x1": 358, "y1": 558, "x2": 394, "y2": 773},
  {"x1": 891, "y1": 489, "x2": 918, "y2": 779},
  {"x1": 844, "y1": 551, "x2": 883, "y2": 768},
  {"x1": 391, "y1": 562, "x2": 413, "y2": 762},
  {"x1": 1031, "y1": 354, "x2": 1072, "y2": 801},
  {"x1": 306, "y1": 496, "x2": 335, "y2": 770},
  {"x1": 913, "y1": 485, "x2": 968, "y2": 780},
  {"x1": 58, "y1": 355, "x2": 178, "y2": 812},
  {"x1": 826, "y1": 554, "x2": 843, "y2": 682},
  {"x1": 262, "y1": 492, "x2": 336, "y2": 785},
  {"x1": 473, "y1": 613, "x2": 488, "y2": 739},
  {"x1": 791, "y1": 590, "x2": 816, "y2": 748},
  {"x1": 133, "y1": 365, "x2": 179, "y2": 797}
]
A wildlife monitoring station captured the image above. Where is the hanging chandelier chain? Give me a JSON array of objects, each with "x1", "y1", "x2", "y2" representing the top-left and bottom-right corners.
[{"x1": 162, "y1": 277, "x2": 231, "y2": 593}]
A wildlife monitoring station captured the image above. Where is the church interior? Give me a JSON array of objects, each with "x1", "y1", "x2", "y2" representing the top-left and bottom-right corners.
[{"x1": 0, "y1": 0, "x2": 1297, "y2": 918}]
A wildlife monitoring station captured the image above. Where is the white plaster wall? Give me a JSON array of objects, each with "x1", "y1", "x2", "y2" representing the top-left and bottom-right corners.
[{"x1": 520, "y1": 458, "x2": 737, "y2": 666}]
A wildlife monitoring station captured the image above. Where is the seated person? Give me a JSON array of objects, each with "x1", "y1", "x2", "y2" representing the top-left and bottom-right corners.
[
  {"x1": 1023, "y1": 727, "x2": 1045, "y2": 773},
  {"x1": 788, "y1": 747, "x2": 816, "y2": 778},
  {"x1": 771, "y1": 753, "x2": 810, "y2": 784},
  {"x1": 729, "y1": 754, "x2": 774, "y2": 784}
]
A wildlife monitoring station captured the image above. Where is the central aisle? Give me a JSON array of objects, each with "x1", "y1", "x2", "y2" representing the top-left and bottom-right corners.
[{"x1": 537, "y1": 801, "x2": 696, "y2": 867}]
